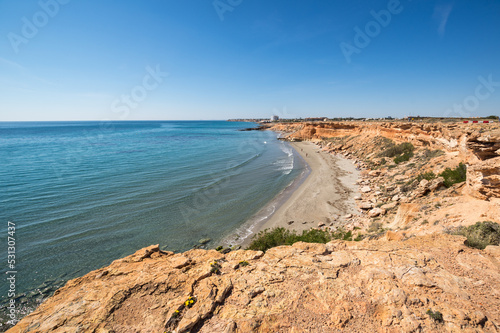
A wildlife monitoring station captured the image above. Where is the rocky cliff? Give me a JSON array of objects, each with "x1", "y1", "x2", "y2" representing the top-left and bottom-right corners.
[
  {"x1": 8, "y1": 237, "x2": 500, "y2": 333},
  {"x1": 8, "y1": 121, "x2": 500, "y2": 333},
  {"x1": 273, "y1": 121, "x2": 500, "y2": 200}
]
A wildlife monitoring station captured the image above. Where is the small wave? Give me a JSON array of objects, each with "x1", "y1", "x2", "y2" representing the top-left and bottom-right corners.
[{"x1": 274, "y1": 143, "x2": 294, "y2": 174}]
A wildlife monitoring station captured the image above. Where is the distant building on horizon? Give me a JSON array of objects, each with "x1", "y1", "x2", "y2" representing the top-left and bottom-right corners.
[{"x1": 271, "y1": 115, "x2": 279, "y2": 122}]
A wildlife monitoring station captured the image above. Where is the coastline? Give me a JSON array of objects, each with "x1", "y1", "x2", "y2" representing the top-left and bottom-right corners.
[{"x1": 229, "y1": 140, "x2": 360, "y2": 248}]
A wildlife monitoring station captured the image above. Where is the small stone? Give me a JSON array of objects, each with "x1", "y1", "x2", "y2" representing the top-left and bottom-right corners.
[
  {"x1": 354, "y1": 196, "x2": 362, "y2": 200},
  {"x1": 249, "y1": 286, "x2": 265, "y2": 298},
  {"x1": 381, "y1": 202, "x2": 398, "y2": 210},
  {"x1": 344, "y1": 214, "x2": 353, "y2": 219},
  {"x1": 199, "y1": 238, "x2": 211, "y2": 245},
  {"x1": 318, "y1": 222, "x2": 326, "y2": 227},
  {"x1": 287, "y1": 221, "x2": 294, "y2": 225},
  {"x1": 360, "y1": 186, "x2": 372, "y2": 193},
  {"x1": 368, "y1": 208, "x2": 385, "y2": 217},
  {"x1": 359, "y1": 202, "x2": 373, "y2": 210}
]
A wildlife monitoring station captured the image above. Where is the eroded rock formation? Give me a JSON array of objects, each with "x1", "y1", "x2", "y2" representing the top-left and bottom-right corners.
[
  {"x1": 9, "y1": 236, "x2": 500, "y2": 333},
  {"x1": 274, "y1": 121, "x2": 500, "y2": 200}
]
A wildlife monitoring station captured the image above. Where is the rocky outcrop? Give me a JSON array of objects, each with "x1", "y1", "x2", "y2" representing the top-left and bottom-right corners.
[
  {"x1": 467, "y1": 156, "x2": 500, "y2": 200},
  {"x1": 273, "y1": 121, "x2": 500, "y2": 199},
  {"x1": 9, "y1": 236, "x2": 500, "y2": 333}
]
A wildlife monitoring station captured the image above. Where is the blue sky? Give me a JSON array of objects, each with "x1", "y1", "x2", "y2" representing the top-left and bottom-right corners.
[{"x1": 0, "y1": 0, "x2": 499, "y2": 121}]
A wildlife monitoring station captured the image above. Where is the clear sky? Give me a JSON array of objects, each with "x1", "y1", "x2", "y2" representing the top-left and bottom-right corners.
[{"x1": 0, "y1": 0, "x2": 499, "y2": 121}]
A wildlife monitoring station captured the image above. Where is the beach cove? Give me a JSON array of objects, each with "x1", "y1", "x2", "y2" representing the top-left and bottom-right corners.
[{"x1": 234, "y1": 140, "x2": 360, "y2": 248}]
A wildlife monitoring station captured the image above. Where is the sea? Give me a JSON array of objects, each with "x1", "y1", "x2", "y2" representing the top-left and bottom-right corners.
[{"x1": 0, "y1": 120, "x2": 307, "y2": 328}]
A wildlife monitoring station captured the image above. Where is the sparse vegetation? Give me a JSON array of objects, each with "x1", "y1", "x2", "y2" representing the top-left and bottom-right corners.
[
  {"x1": 426, "y1": 309, "x2": 443, "y2": 322},
  {"x1": 210, "y1": 261, "x2": 222, "y2": 274},
  {"x1": 184, "y1": 296, "x2": 196, "y2": 308},
  {"x1": 422, "y1": 149, "x2": 444, "y2": 159},
  {"x1": 247, "y1": 227, "x2": 356, "y2": 252},
  {"x1": 450, "y1": 221, "x2": 500, "y2": 249},
  {"x1": 394, "y1": 151, "x2": 414, "y2": 164},
  {"x1": 416, "y1": 171, "x2": 436, "y2": 182},
  {"x1": 367, "y1": 222, "x2": 383, "y2": 233},
  {"x1": 438, "y1": 163, "x2": 466, "y2": 188},
  {"x1": 379, "y1": 142, "x2": 415, "y2": 158}
]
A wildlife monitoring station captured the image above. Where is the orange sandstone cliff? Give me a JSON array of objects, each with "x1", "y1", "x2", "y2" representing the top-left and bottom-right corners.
[
  {"x1": 8, "y1": 121, "x2": 500, "y2": 333},
  {"x1": 8, "y1": 239, "x2": 500, "y2": 333}
]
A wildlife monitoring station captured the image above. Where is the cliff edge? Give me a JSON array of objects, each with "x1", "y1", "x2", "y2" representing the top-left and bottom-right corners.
[{"x1": 8, "y1": 237, "x2": 500, "y2": 332}]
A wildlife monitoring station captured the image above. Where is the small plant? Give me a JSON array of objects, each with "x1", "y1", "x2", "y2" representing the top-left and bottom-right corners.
[
  {"x1": 171, "y1": 310, "x2": 180, "y2": 318},
  {"x1": 380, "y1": 158, "x2": 387, "y2": 165},
  {"x1": 438, "y1": 163, "x2": 466, "y2": 188},
  {"x1": 210, "y1": 261, "x2": 222, "y2": 274},
  {"x1": 379, "y1": 142, "x2": 415, "y2": 158},
  {"x1": 450, "y1": 221, "x2": 500, "y2": 249},
  {"x1": 215, "y1": 246, "x2": 223, "y2": 251},
  {"x1": 247, "y1": 227, "x2": 334, "y2": 252},
  {"x1": 422, "y1": 149, "x2": 444, "y2": 159},
  {"x1": 354, "y1": 234, "x2": 364, "y2": 241},
  {"x1": 184, "y1": 296, "x2": 196, "y2": 308},
  {"x1": 238, "y1": 260, "x2": 249, "y2": 267},
  {"x1": 368, "y1": 222, "x2": 383, "y2": 233},
  {"x1": 426, "y1": 309, "x2": 443, "y2": 322},
  {"x1": 421, "y1": 220, "x2": 429, "y2": 225},
  {"x1": 394, "y1": 151, "x2": 414, "y2": 164},
  {"x1": 416, "y1": 171, "x2": 436, "y2": 182},
  {"x1": 331, "y1": 229, "x2": 353, "y2": 241}
]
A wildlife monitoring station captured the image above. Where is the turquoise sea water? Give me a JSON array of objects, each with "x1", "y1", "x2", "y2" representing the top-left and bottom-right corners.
[{"x1": 0, "y1": 121, "x2": 305, "y2": 327}]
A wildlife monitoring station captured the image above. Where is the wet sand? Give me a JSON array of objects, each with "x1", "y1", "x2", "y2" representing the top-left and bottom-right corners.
[{"x1": 241, "y1": 141, "x2": 359, "y2": 246}]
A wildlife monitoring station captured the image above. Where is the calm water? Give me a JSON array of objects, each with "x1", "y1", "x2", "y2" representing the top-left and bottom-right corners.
[{"x1": 0, "y1": 121, "x2": 305, "y2": 327}]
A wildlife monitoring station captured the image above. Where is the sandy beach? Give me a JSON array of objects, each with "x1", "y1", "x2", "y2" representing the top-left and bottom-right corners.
[{"x1": 241, "y1": 141, "x2": 359, "y2": 246}]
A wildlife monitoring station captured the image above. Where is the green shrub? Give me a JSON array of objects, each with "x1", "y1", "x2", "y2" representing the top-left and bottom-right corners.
[
  {"x1": 438, "y1": 163, "x2": 466, "y2": 188},
  {"x1": 247, "y1": 227, "x2": 352, "y2": 252},
  {"x1": 451, "y1": 221, "x2": 500, "y2": 249},
  {"x1": 247, "y1": 228, "x2": 294, "y2": 252},
  {"x1": 422, "y1": 149, "x2": 444, "y2": 159},
  {"x1": 416, "y1": 171, "x2": 436, "y2": 182},
  {"x1": 297, "y1": 228, "x2": 333, "y2": 243},
  {"x1": 379, "y1": 142, "x2": 415, "y2": 158},
  {"x1": 426, "y1": 309, "x2": 443, "y2": 322},
  {"x1": 394, "y1": 151, "x2": 414, "y2": 164}
]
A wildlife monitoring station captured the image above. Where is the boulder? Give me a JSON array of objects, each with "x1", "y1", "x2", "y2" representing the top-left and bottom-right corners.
[
  {"x1": 359, "y1": 202, "x2": 373, "y2": 210},
  {"x1": 360, "y1": 186, "x2": 372, "y2": 193},
  {"x1": 368, "y1": 208, "x2": 386, "y2": 217}
]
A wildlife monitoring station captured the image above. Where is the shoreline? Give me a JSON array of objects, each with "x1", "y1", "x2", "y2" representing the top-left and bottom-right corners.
[{"x1": 225, "y1": 140, "x2": 360, "y2": 248}]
